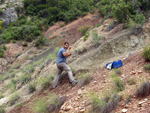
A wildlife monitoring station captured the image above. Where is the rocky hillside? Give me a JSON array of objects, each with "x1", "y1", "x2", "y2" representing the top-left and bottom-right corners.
[
  {"x1": 1, "y1": 0, "x2": 150, "y2": 113},
  {"x1": 0, "y1": 15, "x2": 150, "y2": 112}
]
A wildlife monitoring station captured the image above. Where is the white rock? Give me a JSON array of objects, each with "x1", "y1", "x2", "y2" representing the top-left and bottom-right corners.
[
  {"x1": 0, "y1": 97, "x2": 9, "y2": 106},
  {"x1": 79, "y1": 108, "x2": 85, "y2": 113},
  {"x1": 65, "y1": 105, "x2": 73, "y2": 111},
  {"x1": 78, "y1": 89, "x2": 82, "y2": 95},
  {"x1": 122, "y1": 109, "x2": 128, "y2": 113}
]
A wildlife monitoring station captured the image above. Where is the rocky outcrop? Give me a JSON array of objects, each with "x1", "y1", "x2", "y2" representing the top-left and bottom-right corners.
[{"x1": 0, "y1": 7, "x2": 18, "y2": 27}]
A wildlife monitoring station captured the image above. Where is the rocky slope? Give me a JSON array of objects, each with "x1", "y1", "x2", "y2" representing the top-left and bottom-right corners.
[{"x1": 0, "y1": 11, "x2": 150, "y2": 113}]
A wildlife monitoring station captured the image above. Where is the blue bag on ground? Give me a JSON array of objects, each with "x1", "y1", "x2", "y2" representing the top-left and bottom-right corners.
[
  {"x1": 112, "y1": 60, "x2": 123, "y2": 68},
  {"x1": 106, "y1": 60, "x2": 123, "y2": 69}
]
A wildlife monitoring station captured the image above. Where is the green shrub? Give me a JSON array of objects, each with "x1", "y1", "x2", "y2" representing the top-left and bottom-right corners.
[
  {"x1": 142, "y1": 44, "x2": 150, "y2": 61},
  {"x1": 77, "y1": 25, "x2": 91, "y2": 36},
  {"x1": 20, "y1": 73, "x2": 31, "y2": 85},
  {"x1": 24, "y1": 65, "x2": 35, "y2": 73},
  {"x1": 92, "y1": 32, "x2": 104, "y2": 46},
  {"x1": 33, "y1": 99, "x2": 47, "y2": 113},
  {"x1": 144, "y1": 64, "x2": 150, "y2": 72},
  {"x1": 9, "y1": 93, "x2": 20, "y2": 106},
  {"x1": 0, "y1": 45, "x2": 6, "y2": 58},
  {"x1": 111, "y1": 72, "x2": 124, "y2": 92},
  {"x1": 1, "y1": 25, "x2": 40, "y2": 42},
  {"x1": 113, "y1": 1, "x2": 131, "y2": 23},
  {"x1": 83, "y1": 31, "x2": 90, "y2": 41},
  {"x1": 6, "y1": 79, "x2": 17, "y2": 92},
  {"x1": 35, "y1": 36, "x2": 48, "y2": 48},
  {"x1": 134, "y1": 13, "x2": 146, "y2": 24}
]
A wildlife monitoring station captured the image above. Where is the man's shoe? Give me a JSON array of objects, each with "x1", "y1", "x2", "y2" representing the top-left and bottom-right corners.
[{"x1": 72, "y1": 80, "x2": 78, "y2": 85}]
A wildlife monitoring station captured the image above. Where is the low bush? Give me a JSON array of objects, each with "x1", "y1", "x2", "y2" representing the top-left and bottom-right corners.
[
  {"x1": 28, "y1": 82, "x2": 36, "y2": 94},
  {"x1": 83, "y1": 31, "x2": 90, "y2": 41},
  {"x1": 92, "y1": 32, "x2": 104, "y2": 47},
  {"x1": 90, "y1": 91, "x2": 120, "y2": 113},
  {"x1": 127, "y1": 78, "x2": 136, "y2": 85},
  {"x1": 144, "y1": 64, "x2": 150, "y2": 72},
  {"x1": 39, "y1": 74, "x2": 54, "y2": 90},
  {"x1": 77, "y1": 25, "x2": 91, "y2": 36},
  {"x1": 142, "y1": 44, "x2": 150, "y2": 61},
  {"x1": 33, "y1": 93, "x2": 66, "y2": 113},
  {"x1": 1, "y1": 25, "x2": 40, "y2": 42},
  {"x1": 0, "y1": 45, "x2": 6, "y2": 58},
  {"x1": 9, "y1": 93, "x2": 20, "y2": 106},
  {"x1": 78, "y1": 73, "x2": 92, "y2": 87},
  {"x1": 134, "y1": 13, "x2": 146, "y2": 24},
  {"x1": 19, "y1": 73, "x2": 31, "y2": 85},
  {"x1": 135, "y1": 80, "x2": 150, "y2": 97},
  {"x1": 35, "y1": 36, "x2": 48, "y2": 48}
]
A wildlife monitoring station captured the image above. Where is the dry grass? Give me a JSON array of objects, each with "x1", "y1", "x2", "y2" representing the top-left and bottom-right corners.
[
  {"x1": 90, "y1": 91, "x2": 120, "y2": 113},
  {"x1": 135, "y1": 80, "x2": 150, "y2": 97},
  {"x1": 33, "y1": 93, "x2": 66, "y2": 113}
]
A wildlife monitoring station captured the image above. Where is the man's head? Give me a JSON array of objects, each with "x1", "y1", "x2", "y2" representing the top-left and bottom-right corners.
[{"x1": 63, "y1": 42, "x2": 69, "y2": 49}]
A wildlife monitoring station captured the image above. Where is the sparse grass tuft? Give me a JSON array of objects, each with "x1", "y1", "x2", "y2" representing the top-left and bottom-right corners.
[
  {"x1": 47, "y1": 47, "x2": 60, "y2": 61},
  {"x1": 111, "y1": 71, "x2": 124, "y2": 92},
  {"x1": 90, "y1": 91, "x2": 120, "y2": 113},
  {"x1": 0, "y1": 92, "x2": 4, "y2": 99},
  {"x1": 144, "y1": 64, "x2": 150, "y2": 72},
  {"x1": 0, "y1": 106, "x2": 5, "y2": 113},
  {"x1": 92, "y1": 32, "x2": 104, "y2": 47},
  {"x1": 83, "y1": 31, "x2": 90, "y2": 41},
  {"x1": 135, "y1": 80, "x2": 150, "y2": 97},
  {"x1": 78, "y1": 73, "x2": 93, "y2": 87},
  {"x1": 28, "y1": 82, "x2": 36, "y2": 94},
  {"x1": 9, "y1": 93, "x2": 20, "y2": 106},
  {"x1": 114, "y1": 69, "x2": 122, "y2": 75},
  {"x1": 33, "y1": 93, "x2": 66, "y2": 113},
  {"x1": 39, "y1": 74, "x2": 54, "y2": 90},
  {"x1": 127, "y1": 78, "x2": 136, "y2": 85},
  {"x1": 6, "y1": 79, "x2": 17, "y2": 92},
  {"x1": 20, "y1": 73, "x2": 31, "y2": 85},
  {"x1": 33, "y1": 99, "x2": 47, "y2": 113}
]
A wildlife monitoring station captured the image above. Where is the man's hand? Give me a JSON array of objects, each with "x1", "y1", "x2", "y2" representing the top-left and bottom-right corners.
[
  {"x1": 68, "y1": 46, "x2": 72, "y2": 50},
  {"x1": 67, "y1": 53, "x2": 72, "y2": 57}
]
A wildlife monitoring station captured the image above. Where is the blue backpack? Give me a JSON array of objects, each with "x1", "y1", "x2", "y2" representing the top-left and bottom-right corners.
[{"x1": 106, "y1": 60, "x2": 123, "y2": 70}]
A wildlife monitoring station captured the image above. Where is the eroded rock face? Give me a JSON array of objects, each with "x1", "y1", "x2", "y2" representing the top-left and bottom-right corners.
[{"x1": 1, "y1": 7, "x2": 18, "y2": 27}]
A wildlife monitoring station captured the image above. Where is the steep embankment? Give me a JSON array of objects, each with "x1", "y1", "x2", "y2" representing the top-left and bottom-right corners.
[{"x1": 7, "y1": 19, "x2": 150, "y2": 113}]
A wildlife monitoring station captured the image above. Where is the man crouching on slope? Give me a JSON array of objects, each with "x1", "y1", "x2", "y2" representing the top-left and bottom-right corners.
[{"x1": 52, "y1": 42, "x2": 78, "y2": 88}]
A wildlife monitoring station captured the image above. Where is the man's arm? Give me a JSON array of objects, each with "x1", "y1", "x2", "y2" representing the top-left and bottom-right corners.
[{"x1": 63, "y1": 47, "x2": 71, "y2": 57}]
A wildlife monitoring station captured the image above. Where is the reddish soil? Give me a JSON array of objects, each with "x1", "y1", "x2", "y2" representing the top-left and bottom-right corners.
[{"x1": 44, "y1": 12, "x2": 102, "y2": 45}]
